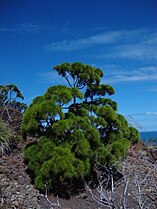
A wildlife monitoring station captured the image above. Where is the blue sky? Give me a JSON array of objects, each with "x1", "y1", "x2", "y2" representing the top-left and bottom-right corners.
[{"x1": 0, "y1": 0, "x2": 157, "y2": 131}]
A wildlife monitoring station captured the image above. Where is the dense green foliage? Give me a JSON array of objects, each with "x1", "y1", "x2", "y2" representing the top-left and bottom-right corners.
[{"x1": 22, "y1": 62, "x2": 140, "y2": 193}]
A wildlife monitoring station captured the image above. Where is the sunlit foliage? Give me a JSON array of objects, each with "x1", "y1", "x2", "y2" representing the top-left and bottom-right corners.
[{"x1": 22, "y1": 62, "x2": 140, "y2": 193}]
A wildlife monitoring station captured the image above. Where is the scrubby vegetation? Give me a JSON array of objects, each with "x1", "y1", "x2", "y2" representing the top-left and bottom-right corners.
[
  {"x1": 0, "y1": 84, "x2": 27, "y2": 112},
  {"x1": 22, "y1": 62, "x2": 140, "y2": 194},
  {"x1": 0, "y1": 119, "x2": 12, "y2": 155},
  {"x1": 0, "y1": 84, "x2": 26, "y2": 155}
]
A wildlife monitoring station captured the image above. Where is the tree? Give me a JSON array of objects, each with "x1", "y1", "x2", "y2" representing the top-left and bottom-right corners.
[
  {"x1": 0, "y1": 84, "x2": 27, "y2": 130},
  {"x1": 0, "y1": 84, "x2": 27, "y2": 112},
  {"x1": 22, "y1": 62, "x2": 140, "y2": 194},
  {"x1": 54, "y1": 62, "x2": 103, "y2": 105}
]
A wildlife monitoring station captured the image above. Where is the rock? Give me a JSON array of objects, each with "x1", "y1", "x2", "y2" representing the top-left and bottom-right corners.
[
  {"x1": 0, "y1": 151, "x2": 51, "y2": 209},
  {"x1": 149, "y1": 149, "x2": 157, "y2": 161},
  {"x1": 79, "y1": 193, "x2": 88, "y2": 199}
]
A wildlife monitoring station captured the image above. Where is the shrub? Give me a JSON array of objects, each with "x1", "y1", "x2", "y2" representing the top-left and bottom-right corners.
[
  {"x1": 22, "y1": 62, "x2": 140, "y2": 193},
  {"x1": 0, "y1": 119, "x2": 14, "y2": 155},
  {"x1": 24, "y1": 136, "x2": 91, "y2": 192}
]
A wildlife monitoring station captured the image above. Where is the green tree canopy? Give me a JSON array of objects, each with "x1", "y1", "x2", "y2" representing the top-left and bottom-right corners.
[
  {"x1": 0, "y1": 84, "x2": 27, "y2": 112},
  {"x1": 54, "y1": 62, "x2": 103, "y2": 89},
  {"x1": 22, "y1": 62, "x2": 140, "y2": 194}
]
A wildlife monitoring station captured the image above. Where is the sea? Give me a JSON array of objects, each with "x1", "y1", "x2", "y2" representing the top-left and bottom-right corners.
[{"x1": 140, "y1": 131, "x2": 157, "y2": 145}]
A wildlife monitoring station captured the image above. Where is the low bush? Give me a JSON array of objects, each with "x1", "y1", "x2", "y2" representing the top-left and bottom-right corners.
[{"x1": 0, "y1": 119, "x2": 14, "y2": 155}]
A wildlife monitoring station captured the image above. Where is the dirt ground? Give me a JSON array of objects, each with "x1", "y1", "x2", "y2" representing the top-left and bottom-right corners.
[
  {"x1": 0, "y1": 140, "x2": 157, "y2": 209},
  {"x1": 40, "y1": 141, "x2": 157, "y2": 209}
]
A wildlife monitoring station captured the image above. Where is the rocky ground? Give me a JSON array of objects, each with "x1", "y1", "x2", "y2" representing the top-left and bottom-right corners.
[
  {"x1": 0, "y1": 150, "x2": 105, "y2": 209},
  {"x1": 0, "y1": 148, "x2": 48, "y2": 209},
  {"x1": 0, "y1": 140, "x2": 157, "y2": 209},
  {"x1": 0, "y1": 140, "x2": 104, "y2": 209}
]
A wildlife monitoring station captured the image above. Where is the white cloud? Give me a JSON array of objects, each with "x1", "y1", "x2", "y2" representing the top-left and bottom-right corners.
[
  {"x1": 46, "y1": 28, "x2": 157, "y2": 58},
  {"x1": 45, "y1": 27, "x2": 157, "y2": 62},
  {"x1": 143, "y1": 32, "x2": 157, "y2": 44},
  {"x1": 97, "y1": 28, "x2": 157, "y2": 61},
  {"x1": 147, "y1": 87, "x2": 157, "y2": 92},
  {"x1": 0, "y1": 22, "x2": 43, "y2": 33},
  {"x1": 46, "y1": 30, "x2": 135, "y2": 52},
  {"x1": 126, "y1": 112, "x2": 157, "y2": 117},
  {"x1": 37, "y1": 71, "x2": 66, "y2": 85},
  {"x1": 102, "y1": 66, "x2": 157, "y2": 83},
  {"x1": 101, "y1": 44, "x2": 157, "y2": 61},
  {"x1": 145, "y1": 112, "x2": 157, "y2": 116},
  {"x1": 43, "y1": 27, "x2": 157, "y2": 84},
  {"x1": 125, "y1": 112, "x2": 157, "y2": 131}
]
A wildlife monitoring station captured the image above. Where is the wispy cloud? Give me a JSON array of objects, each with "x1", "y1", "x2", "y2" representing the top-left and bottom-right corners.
[
  {"x1": 102, "y1": 66, "x2": 157, "y2": 83},
  {"x1": 37, "y1": 71, "x2": 66, "y2": 85},
  {"x1": 126, "y1": 112, "x2": 157, "y2": 131},
  {"x1": 46, "y1": 30, "x2": 134, "y2": 52},
  {"x1": 98, "y1": 29, "x2": 157, "y2": 61},
  {"x1": 45, "y1": 27, "x2": 157, "y2": 84},
  {"x1": 46, "y1": 28, "x2": 157, "y2": 57},
  {"x1": 145, "y1": 112, "x2": 157, "y2": 116},
  {"x1": 130, "y1": 112, "x2": 157, "y2": 116},
  {"x1": 100, "y1": 44, "x2": 157, "y2": 61},
  {"x1": 0, "y1": 22, "x2": 43, "y2": 33},
  {"x1": 146, "y1": 86, "x2": 157, "y2": 92}
]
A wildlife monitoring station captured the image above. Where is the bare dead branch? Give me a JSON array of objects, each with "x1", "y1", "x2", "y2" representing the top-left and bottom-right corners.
[
  {"x1": 85, "y1": 158, "x2": 157, "y2": 209},
  {"x1": 44, "y1": 183, "x2": 62, "y2": 209}
]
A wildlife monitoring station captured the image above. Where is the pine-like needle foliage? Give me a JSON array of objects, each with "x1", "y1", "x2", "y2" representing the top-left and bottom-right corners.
[{"x1": 22, "y1": 62, "x2": 140, "y2": 194}]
